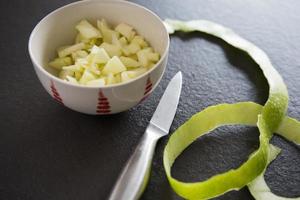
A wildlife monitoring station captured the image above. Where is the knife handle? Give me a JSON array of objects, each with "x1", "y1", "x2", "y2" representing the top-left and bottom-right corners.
[{"x1": 108, "y1": 124, "x2": 162, "y2": 200}]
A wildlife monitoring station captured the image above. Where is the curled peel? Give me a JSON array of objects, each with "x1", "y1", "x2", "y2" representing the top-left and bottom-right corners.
[
  {"x1": 248, "y1": 117, "x2": 300, "y2": 200},
  {"x1": 163, "y1": 19, "x2": 299, "y2": 199}
]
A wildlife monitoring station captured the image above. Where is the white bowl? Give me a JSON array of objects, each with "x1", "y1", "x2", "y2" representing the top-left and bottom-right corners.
[{"x1": 28, "y1": 0, "x2": 169, "y2": 114}]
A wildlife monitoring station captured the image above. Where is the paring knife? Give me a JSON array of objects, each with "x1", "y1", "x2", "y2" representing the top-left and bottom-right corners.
[{"x1": 108, "y1": 71, "x2": 182, "y2": 200}]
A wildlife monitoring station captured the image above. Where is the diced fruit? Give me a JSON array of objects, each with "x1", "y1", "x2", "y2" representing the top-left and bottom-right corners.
[
  {"x1": 129, "y1": 54, "x2": 138, "y2": 61},
  {"x1": 127, "y1": 67, "x2": 148, "y2": 78},
  {"x1": 76, "y1": 20, "x2": 102, "y2": 39},
  {"x1": 102, "y1": 28, "x2": 120, "y2": 43},
  {"x1": 120, "y1": 56, "x2": 140, "y2": 67},
  {"x1": 106, "y1": 73, "x2": 117, "y2": 85},
  {"x1": 115, "y1": 74, "x2": 121, "y2": 83},
  {"x1": 50, "y1": 19, "x2": 160, "y2": 86},
  {"x1": 86, "y1": 78, "x2": 105, "y2": 86},
  {"x1": 137, "y1": 49, "x2": 149, "y2": 67},
  {"x1": 49, "y1": 57, "x2": 72, "y2": 70},
  {"x1": 62, "y1": 65, "x2": 82, "y2": 72},
  {"x1": 115, "y1": 23, "x2": 134, "y2": 39},
  {"x1": 88, "y1": 46, "x2": 110, "y2": 64},
  {"x1": 102, "y1": 56, "x2": 126, "y2": 75},
  {"x1": 147, "y1": 52, "x2": 160, "y2": 62},
  {"x1": 58, "y1": 43, "x2": 85, "y2": 58},
  {"x1": 147, "y1": 62, "x2": 156, "y2": 69},
  {"x1": 75, "y1": 71, "x2": 82, "y2": 80},
  {"x1": 131, "y1": 36, "x2": 148, "y2": 48},
  {"x1": 97, "y1": 19, "x2": 110, "y2": 32},
  {"x1": 100, "y1": 42, "x2": 122, "y2": 57},
  {"x1": 59, "y1": 70, "x2": 74, "y2": 79},
  {"x1": 119, "y1": 37, "x2": 128, "y2": 46},
  {"x1": 127, "y1": 43, "x2": 141, "y2": 54},
  {"x1": 71, "y1": 50, "x2": 88, "y2": 61},
  {"x1": 121, "y1": 71, "x2": 131, "y2": 82},
  {"x1": 66, "y1": 76, "x2": 78, "y2": 84},
  {"x1": 75, "y1": 33, "x2": 89, "y2": 43},
  {"x1": 79, "y1": 70, "x2": 96, "y2": 84}
]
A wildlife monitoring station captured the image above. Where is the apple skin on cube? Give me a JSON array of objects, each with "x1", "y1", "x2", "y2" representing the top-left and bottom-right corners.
[
  {"x1": 76, "y1": 20, "x2": 102, "y2": 39},
  {"x1": 102, "y1": 56, "x2": 127, "y2": 75},
  {"x1": 79, "y1": 70, "x2": 97, "y2": 85}
]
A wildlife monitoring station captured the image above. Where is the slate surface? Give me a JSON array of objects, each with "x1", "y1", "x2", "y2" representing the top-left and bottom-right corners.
[{"x1": 0, "y1": 0, "x2": 299, "y2": 199}]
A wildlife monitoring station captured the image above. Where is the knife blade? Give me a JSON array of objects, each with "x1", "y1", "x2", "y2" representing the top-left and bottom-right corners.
[
  {"x1": 108, "y1": 71, "x2": 182, "y2": 200},
  {"x1": 150, "y1": 71, "x2": 182, "y2": 134}
]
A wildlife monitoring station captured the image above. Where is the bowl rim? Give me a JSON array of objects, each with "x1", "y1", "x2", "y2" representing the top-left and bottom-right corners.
[{"x1": 28, "y1": 0, "x2": 169, "y2": 89}]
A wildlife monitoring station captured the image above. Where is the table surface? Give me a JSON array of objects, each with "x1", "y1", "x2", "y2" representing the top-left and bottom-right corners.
[{"x1": 1, "y1": 0, "x2": 300, "y2": 199}]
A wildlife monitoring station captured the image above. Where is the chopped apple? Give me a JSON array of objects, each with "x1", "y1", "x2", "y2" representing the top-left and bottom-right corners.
[
  {"x1": 66, "y1": 76, "x2": 78, "y2": 84},
  {"x1": 121, "y1": 71, "x2": 131, "y2": 82},
  {"x1": 147, "y1": 52, "x2": 160, "y2": 62},
  {"x1": 59, "y1": 70, "x2": 74, "y2": 80},
  {"x1": 102, "y1": 56, "x2": 126, "y2": 75},
  {"x1": 50, "y1": 19, "x2": 160, "y2": 86},
  {"x1": 88, "y1": 46, "x2": 110, "y2": 64},
  {"x1": 97, "y1": 19, "x2": 110, "y2": 32},
  {"x1": 105, "y1": 73, "x2": 117, "y2": 85},
  {"x1": 131, "y1": 36, "x2": 148, "y2": 48},
  {"x1": 86, "y1": 78, "x2": 105, "y2": 86},
  {"x1": 58, "y1": 43, "x2": 86, "y2": 58},
  {"x1": 76, "y1": 20, "x2": 102, "y2": 39},
  {"x1": 62, "y1": 65, "x2": 82, "y2": 72},
  {"x1": 120, "y1": 56, "x2": 140, "y2": 67},
  {"x1": 79, "y1": 70, "x2": 97, "y2": 84},
  {"x1": 71, "y1": 50, "x2": 88, "y2": 61},
  {"x1": 127, "y1": 43, "x2": 141, "y2": 54},
  {"x1": 127, "y1": 67, "x2": 148, "y2": 78},
  {"x1": 137, "y1": 49, "x2": 149, "y2": 67},
  {"x1": 100, "y1": 42, "x2": 122, "y2": 57},
  {"x1": 75, "y1": 33, "x2": 89, "y2": 43},
  {"x1": 49, "y1": 57, "x2": 72, "y2": 70},
  {"x1": 115, "y1": 23, "x2": 135, "y2": 40},
  {"x1": 102, "y1": 28, "x2": 120, "y2": 43},
  {"x1": 119, "y1": 37, "x2": 128, "y2": 46}
]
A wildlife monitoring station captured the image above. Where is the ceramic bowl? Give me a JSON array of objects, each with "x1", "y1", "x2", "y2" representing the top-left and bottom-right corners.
[{"x1": 28, "y1": 0, "x2": 169, "y2": 114}]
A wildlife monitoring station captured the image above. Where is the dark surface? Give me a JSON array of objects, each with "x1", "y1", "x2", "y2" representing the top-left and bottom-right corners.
[{"x1": 0, "y1": 0, "x2": 299, "y2": 199}]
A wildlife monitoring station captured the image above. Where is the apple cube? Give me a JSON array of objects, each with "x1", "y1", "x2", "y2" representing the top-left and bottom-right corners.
[
  {"x1": 76, "y1": 20, "x2": 102, "y2": 39},
  {"x1": 58, "y1": 43, "x2": 86, "y2": 58},
  {"x1": 59, "y1": 70, "x2": 74, "y2": 80},
  {"x1": 120, "y1": 56, "x2": 140, "y2": 67},
  {"x1": 89, "y1": 46, "x2": 110, "y2": 64},
  {"x1": 66, "y1": 76, "x2": 78, "y2": 85},
  {"x1": 49, "y1": 57, "x2": 72, "y2": 70},
  {"x1": 79, "y1": 70, "x2": 97, "y2": 84},
  {"x1": 102, "y1": 56, "x2": 126, "y2": 75},
  {"x1": 115, "y1": 23, "x2": 135, "y2": 40},
  {"x1": 100, "y1": 42, "x2": 122, "y2": 57}
]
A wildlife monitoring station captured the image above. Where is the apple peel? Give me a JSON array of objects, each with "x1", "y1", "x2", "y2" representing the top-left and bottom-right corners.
[{"x1": 163, "y1": 19, "x2": 299, "y2": 199}]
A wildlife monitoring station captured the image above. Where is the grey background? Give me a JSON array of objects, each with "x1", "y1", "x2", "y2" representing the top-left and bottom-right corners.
[{"x1": 0, "y1": 0, "x2": 299, "y2": 199}]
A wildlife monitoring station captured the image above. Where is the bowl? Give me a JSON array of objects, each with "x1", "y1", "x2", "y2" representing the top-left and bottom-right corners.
[{"x1": 28, "y1": 0, "x2": 169, "y2": 114}]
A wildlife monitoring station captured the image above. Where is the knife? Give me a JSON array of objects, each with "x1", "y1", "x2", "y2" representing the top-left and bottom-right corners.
[{"x1": 108, "y1": 71, "x2": 182, "y2": 200}]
